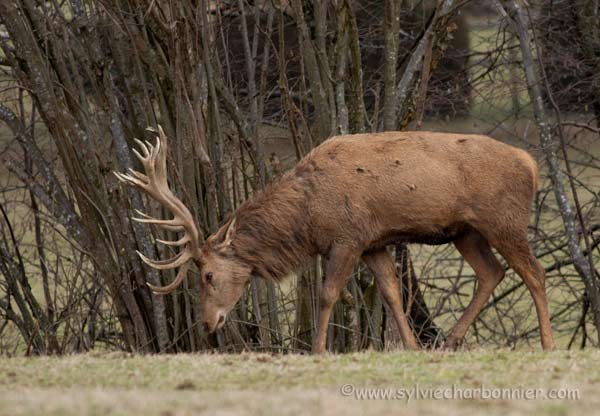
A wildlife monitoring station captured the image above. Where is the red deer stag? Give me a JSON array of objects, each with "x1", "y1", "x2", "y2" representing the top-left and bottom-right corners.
[{"x1": 115, "y1": 127, "x2": 555, "y2": 352}]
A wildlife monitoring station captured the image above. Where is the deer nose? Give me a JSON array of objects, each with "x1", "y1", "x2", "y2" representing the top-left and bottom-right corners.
[{"x1": 202, "y1": 312, "x2": 226, "y2": 333}]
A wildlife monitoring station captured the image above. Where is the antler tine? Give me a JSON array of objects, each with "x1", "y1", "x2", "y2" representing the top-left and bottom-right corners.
[
  {"x1": 127, "y1": 168, "x2": 149, "y2": 182},
  {"x1": 115, "y1": 125, "x2": 204, "y2": 295},
  {"x1": 145, "y1": 140, "x2": 154, "y2": 152},
  {"x1": 113, "y1": 171, "x2": 128, "y2": 183},
  {"x1": 158, "y1": 124, "x2": 168, "y2": 142},
  {"x1": 156, "y1": 235, "x2": 190, "y2": 247},
  {"x1": 132, "y1": 216, "x2": 184, "y2": 227},
  {"x1": 132, "y1": 210, "x2": 185, "y2": 233},
  {"x1": 136, "y1": 249, "x2": 191, "y2": 270},
  {"x1": 131, "y1": 209, "x2": 180, "y2": 227},
  {"x1": 114, "y1": 171, "x2": 147, "y2": 190},
  {"x1": 147, "y1": 262, "x2": 190, "y2": 294},
  {"x1": 133, "y1": 138, "x2": 150, "y2": 159}
]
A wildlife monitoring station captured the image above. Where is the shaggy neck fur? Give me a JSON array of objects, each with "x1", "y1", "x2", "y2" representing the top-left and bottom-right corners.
[{"x1": 228, "y1": 173, "x2": 315, "y2": 281}]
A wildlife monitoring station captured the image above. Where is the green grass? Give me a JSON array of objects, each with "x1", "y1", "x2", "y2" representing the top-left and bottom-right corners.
[{"x1": 0, "y1": 350, "x2": 598, "y2": 415}]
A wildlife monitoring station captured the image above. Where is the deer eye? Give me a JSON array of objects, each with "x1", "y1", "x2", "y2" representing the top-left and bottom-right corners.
[{"x1": 205, "y1": 272, "x2": 213, "y2": 284}]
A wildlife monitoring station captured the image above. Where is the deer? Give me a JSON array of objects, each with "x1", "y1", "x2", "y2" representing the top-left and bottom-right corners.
[{"x1": 115, "y1": 126, "x2": 556, "y2": 353}]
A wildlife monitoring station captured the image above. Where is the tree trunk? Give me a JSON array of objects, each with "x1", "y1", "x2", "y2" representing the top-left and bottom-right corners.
[{"x1": 498, "y1": 0, "x2": 600, "y2": 339}]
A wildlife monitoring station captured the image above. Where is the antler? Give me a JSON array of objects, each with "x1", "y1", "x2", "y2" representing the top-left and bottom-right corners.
[{"x1": 114, "y1": 126, "x2": 201, "y2": 294}]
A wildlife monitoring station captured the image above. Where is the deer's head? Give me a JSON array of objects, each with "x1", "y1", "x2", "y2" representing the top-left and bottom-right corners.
[{"x1": 115, "y1": 127, "x2": 251, "y2": 334}]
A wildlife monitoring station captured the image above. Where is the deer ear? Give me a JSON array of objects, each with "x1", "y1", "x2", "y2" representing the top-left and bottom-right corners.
[{"x1": 221, "y1": 218, "x2": 236, "y2": 247}]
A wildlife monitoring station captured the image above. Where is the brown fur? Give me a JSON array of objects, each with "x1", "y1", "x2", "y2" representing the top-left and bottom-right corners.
[
  {"x1": 214, "y1": 132, "x2": 535, "y2": 267},
  {"x1": 224, "y1": 174, "x2": 315, "y2": 280},
  {"x1": 197, "y1": 131, "x2": 555, "y2": 352}
]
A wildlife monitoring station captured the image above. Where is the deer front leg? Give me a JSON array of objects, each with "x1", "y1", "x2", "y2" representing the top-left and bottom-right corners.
[
  {"x1": 362, "y1": 249, "x2": 420, "y2": 350},
  {"x1": 313, "y1": 246, "x2": 359, "y2": 354}
]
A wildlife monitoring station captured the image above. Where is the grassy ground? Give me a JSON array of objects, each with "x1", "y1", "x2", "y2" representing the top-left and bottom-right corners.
[{"x1": 0, "y1": 349, "x2": 598, "y2": 416}]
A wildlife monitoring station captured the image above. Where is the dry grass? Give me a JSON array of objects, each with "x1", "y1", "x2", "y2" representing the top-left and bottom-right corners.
[{"x1": 0, "y1": 349, "x2": 598, "y2": 415}]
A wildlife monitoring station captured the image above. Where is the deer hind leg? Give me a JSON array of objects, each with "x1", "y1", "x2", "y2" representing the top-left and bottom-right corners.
[
  {"x1": 491, "y1": 233, "x2": 556, "y2": 351},
  {"x1": 313, "y1": 246, "x2": 359, "y2": 354},
  {"x1": 444, "y1": 229, "x2": 505, "y2": 349},
  {"x1": 362, "y1": 249, "x2": 420, "y2": 350}
]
